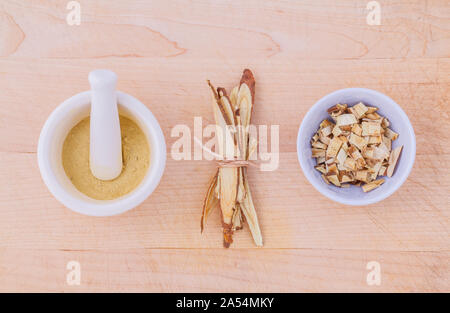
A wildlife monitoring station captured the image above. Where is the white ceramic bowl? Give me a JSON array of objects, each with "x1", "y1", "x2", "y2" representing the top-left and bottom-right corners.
[
  {"x1": 297, "y1": 88, "x2": 415, "y2": 206},
  {"x1": 38, "y1": 91, "x2": 166, "y2": 216}
]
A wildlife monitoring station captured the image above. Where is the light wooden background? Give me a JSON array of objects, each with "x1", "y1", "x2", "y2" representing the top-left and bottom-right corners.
[{"x1": 0, "y1": 0, "x2": 449, "y2": 292}]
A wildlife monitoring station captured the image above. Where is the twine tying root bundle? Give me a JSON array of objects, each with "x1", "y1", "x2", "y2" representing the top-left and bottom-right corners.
[{"x1": 217, "y1": 160, "x2": 256, "y2": 168}]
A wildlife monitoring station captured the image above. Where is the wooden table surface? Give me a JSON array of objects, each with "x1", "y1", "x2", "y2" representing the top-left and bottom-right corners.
[{"x1": 0, "y1": 0, "x2": 449, "y2": 292}]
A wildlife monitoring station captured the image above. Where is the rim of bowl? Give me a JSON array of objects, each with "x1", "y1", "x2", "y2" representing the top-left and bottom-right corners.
[
  {"x1": 37, "y1": 91, "x2": 166, "y2": 216},
  {"x1": 297, "y1": 88, "x2": 416, "y2": 206}
]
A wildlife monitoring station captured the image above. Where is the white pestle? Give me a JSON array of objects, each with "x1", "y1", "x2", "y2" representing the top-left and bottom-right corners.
[{"x1": 88, "y1": 70, "x2": 123, "y2": 181}]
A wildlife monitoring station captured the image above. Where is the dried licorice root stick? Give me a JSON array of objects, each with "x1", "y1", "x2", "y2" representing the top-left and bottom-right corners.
[{"x1": 201, "y1": 69, "x2": 263, "y2": 248}]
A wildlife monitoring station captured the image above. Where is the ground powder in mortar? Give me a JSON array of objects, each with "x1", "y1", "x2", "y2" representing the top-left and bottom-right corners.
[{"x1": 62, "y1": 115, "x2": 149, "y2": 200}]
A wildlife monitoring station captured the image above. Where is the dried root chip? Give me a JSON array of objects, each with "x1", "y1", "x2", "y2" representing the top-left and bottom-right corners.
[
  {"x1": 312, "y1": 141, "x2": 328, "y2": 149},
  {"x1": 362, "y1": 146, "x2": 374, "y2": 159},
  {"x1": 351, "y1": 102, "x2": 369, "y2": 119},
  {"x1": 327, "y1": 163, "x2": 339, "y2": 176},
  {"x1": 327, "y1": 175, "x2": 341, "y2": 186},
  {"x1": 355, "y1": 170, "x2": 370, "y2": 182},
  {"x1": 366, "y1": 106, "x2": 378, "y2": 114},
  {"x1": 365, "y1": 112, "x2": 382, "y2": 120},
  {"x1": 312, "y1": 148, "x2": 326, "y2": 158},
  {"x1": 362, "y1": 179, "x2": 385, "y2": 192},
  {"x1": 370, "y1": 162, "x2": 383, "y2": 180},
  {"x1": 351, "y1": 123, "x2": 363, "y2": 136},
  {"x1": 316, "y1": 156, "x2": 325, "y2": 164},
  {"x1": 367, "y1": 135, "x2": 382, "y2": 145},
  {"x1": 344, "y1": 157, "x2": 357, "y2": 171},
  {"x1": 320, "y1": 119, "x2": 334, "y2": 129},
  {"x1": 382, "y1": 136, "x2": 391, "y2": 150},
  {"x1": 311, "y1": 102, "x2": 402, "y2": 192},
  {"x1": 319, "y1": 135, "x2": 331, "y2": 145},
  {"x1": 372, "y1": 143, "x2": 390, "y2": 160},
  {"x1": 332, "y1": 125, "x2": 342, "y2": 137},
  {"x1": 349, "y1": 133, "x2": 367, "y2": 150},
  {"x1": 336, "y1": 148, "x2": 347, "y2": 165},
  {"x1": 336, "y1": 114, "x2": 357, "y2": 126},
  {"x1": 326, "y1": 137, "x2": 343, "y2": 158},
  {"x1": 328, "y1": 104, "x2": 347, "y2": 116},
  {"x1": 311, "y1": 133, "x2": 319, "y2": 142},
  {"x1": 315, "y1": 165, "x2": 327, "y2": 174},
  {"x1": 362, "y1": 122, "x2": 381, "y2": 136},
  {"x1": 384, "y1": 128, "x2": 399, "y2": 140},
  {"x1": 378, "y1": 166, "x2": 387, "y2": 176},
  {"x1": 341, "y1": 173, "x2": 354, "y2": 183},
  {"x1": 322, "y1": 174, "x2": 330, "y2": 185},
  {"x1": 387, "y1": 146, "x2": 403, "y2": 177},
  {"x1": 321, "y1": 125, "x2": 332, "y2": 137},
  {"x1": 325, "y1": 157, "x2": 335, "y2": 165}
]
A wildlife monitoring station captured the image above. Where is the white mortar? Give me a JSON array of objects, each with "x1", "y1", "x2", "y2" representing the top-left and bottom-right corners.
[{"x1": 38, "y1": 91, "x2": 166, "y2": 216}]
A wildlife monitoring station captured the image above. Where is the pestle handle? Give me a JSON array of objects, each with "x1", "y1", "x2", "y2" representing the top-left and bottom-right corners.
[{"x1": 88, "y1": 70, "x2": 123, "y2": 181}]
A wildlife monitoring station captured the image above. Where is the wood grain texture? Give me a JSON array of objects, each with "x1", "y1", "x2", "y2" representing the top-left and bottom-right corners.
[{"x1": 0, "y1": 0, "x2": 449, "y2": 292}]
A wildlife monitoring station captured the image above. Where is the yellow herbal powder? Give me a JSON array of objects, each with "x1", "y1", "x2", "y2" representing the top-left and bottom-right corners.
[{"x1": 62, "y1": 115, "x2": 149, "y2": 200}]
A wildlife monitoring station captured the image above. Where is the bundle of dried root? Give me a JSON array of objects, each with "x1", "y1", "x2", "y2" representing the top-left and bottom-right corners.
[
  {"x1": 201, "y1": 69, "x2": 263, "y2": 248},
  {"x1": 311, "y1": 102, "x2": 403, "y2": 192}
]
